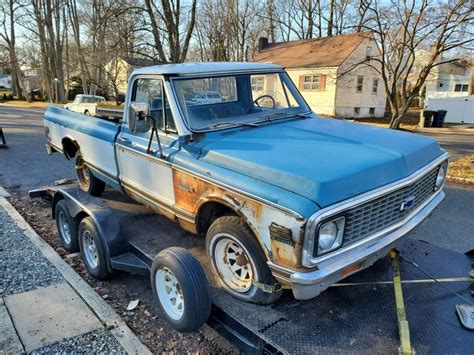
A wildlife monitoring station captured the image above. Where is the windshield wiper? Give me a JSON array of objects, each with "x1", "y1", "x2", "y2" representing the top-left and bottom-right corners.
[
  {"x1": 259, "y1": 112, "x2": 289, "y2": 121},
  {"x1": 205, "y1": 121, "x2": 259, "y2": 129}
]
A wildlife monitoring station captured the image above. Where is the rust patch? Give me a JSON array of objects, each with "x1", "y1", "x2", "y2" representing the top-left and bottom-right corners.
[
  {"x1": 173, "y1": 168, "x2": 263, "y2": 223},
  {"x1": 270, "y1": 234, "x2": 304, "y2": 269}
]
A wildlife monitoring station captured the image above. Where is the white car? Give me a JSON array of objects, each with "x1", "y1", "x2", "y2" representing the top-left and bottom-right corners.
[
  {"x1": 191, "y1": 91, "x2": 222, "y2": 104},
  {"x1": 64, "y1": 95, "x2": 106, "y2": 116}
]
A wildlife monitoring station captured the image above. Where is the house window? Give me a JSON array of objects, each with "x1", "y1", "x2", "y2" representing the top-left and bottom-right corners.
[
  {"x1": 354, "y1": 107, "x2": 360, "y2": 115},
  {"x1": 251, "y1": 77, "x2": 264, "y2": 91},
  {"x1": 454, "y1": 84, "x2": 469, "y2": 92},
  {"x1": 356, "y1": 76, "x2": 364, "y2": 93},
  {"x1": 302, "y1": 75, "x2": 326, "y2": 91},
  {"x1": 366, "y1": 47, "x2": 373, "y2": 60},
  {"x1": 369, "y1": 107, "x2": 375, "y2": 114},
  {"x1": 372, "y1": 79, "x2": 378, "y2": 94}
]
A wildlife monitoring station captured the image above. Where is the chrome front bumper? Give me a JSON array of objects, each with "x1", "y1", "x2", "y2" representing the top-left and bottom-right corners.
[{"x1": 269, "y1": 189, "x2": 445, "y2": 300}]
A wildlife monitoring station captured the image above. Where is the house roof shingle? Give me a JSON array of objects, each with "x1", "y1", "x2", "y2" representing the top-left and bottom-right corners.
[{"x1": 253, "y1": 32, "x2": 371, "y2": 69}]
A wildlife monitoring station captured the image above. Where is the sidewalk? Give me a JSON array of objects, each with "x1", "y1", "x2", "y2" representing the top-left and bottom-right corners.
[{"x1": 0, "y1": 188, "x2": 151, "y2": 354}]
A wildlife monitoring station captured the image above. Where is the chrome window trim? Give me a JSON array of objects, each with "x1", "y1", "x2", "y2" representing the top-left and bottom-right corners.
[{"x1": 302, "y1": 152, "x2": 449, "y2": 267}]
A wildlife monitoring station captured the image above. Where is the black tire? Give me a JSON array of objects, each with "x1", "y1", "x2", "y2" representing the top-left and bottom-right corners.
[
  {"x1": 151, "y1": 247, "x2": 211, "y2": 332},
  {"x1": 54, "y1": 199, "x2": 80, "y2": 252},
  {"x1": 76, "y1": 156, "x2": 105, "y2": 196},
  {"x1": 206, "y1": 216, "x2": 282, "y2": 304},
  {"x1": 84, "y1": 110, "x2": 90, "y2": 116},
  {"x1": 78, "y1": 217, "x2": 112, "y2": 280}
]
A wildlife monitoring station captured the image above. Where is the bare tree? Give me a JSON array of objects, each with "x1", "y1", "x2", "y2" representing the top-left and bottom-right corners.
[
  {"x1": 144, "y1": 0, "x2": 197, "y2": 63},
  {"x1": 341, "y1": 0, "x2": 473, "y2": 129},
  {"x1": 0, "y1": 0, "x2": 27, "y2": 99}
]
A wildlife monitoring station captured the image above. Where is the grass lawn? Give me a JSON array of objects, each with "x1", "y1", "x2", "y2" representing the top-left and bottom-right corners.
[
  {"x1": 447, "y1": 154, "x2": 474, "y2": 186},
  {"x1": 0, "y1": 100, "x2": 51, "y2": 108}
]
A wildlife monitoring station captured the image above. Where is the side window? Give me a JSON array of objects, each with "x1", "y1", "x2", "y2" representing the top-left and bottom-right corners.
[{"x1": 132, "y1": 78, "x2": 177, "y2": 133}]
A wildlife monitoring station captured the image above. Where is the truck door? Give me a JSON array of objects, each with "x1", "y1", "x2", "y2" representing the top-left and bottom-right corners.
[{"x1": 116, "y1": 77, "x2": 178, "y2": 211}]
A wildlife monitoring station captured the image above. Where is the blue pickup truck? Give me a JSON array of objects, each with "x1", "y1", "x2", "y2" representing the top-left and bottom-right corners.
[{"x1": 44, "y1": 62, "x2": 448, "y2": 305}]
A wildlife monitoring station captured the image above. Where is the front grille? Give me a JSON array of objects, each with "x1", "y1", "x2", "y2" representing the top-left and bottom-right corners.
[{"x1": 341, "y1": 165, "x2": 441, "y2": 247}]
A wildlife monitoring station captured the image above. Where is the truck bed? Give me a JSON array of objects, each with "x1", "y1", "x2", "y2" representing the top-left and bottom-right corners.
[{"x1": 44, "y1": 105, "x2": 121, "y2": 181}]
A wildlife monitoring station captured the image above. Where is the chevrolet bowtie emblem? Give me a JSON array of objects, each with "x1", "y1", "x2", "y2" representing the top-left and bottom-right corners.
[{"x1": 400, "y1": 195, "x2": 416, "y2": 211}]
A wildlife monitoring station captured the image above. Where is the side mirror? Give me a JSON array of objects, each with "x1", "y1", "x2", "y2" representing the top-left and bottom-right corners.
[{"x1": 129, "y1": 102, "x2": 151, "y2": 133}]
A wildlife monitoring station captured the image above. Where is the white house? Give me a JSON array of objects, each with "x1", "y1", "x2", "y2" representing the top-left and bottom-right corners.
[
  {"x1": 253, "y1": 32, "x2": 387, "y2": 118},
  {"x1": 409, "y1": 49, "x2": 472, "y2": 100},
  {"x1": 0, "y1": 74, "x2": 12, "y2": 89}
]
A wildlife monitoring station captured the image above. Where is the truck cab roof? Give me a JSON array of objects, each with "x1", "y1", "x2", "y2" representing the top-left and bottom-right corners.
[{"x1": 132, "y1": 62, "x2": 283, "y2": 76}]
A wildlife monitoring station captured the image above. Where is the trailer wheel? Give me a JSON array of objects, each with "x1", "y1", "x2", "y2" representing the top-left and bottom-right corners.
[
  {"x1": 78, "y1": 217, "x2": 111, "y2": 280},
  {"x1": 151, "y1": 247, "x2": 211, "y2": 332},
  {"x1": 206, "y1": 216, "x2": 282, "y2": 304},
  {"x1": 76, "y1": 156, "x2": 105, "y2": 196},
  {"x1": 54, "y1": 200, "x2": 79, "y2": 252}
]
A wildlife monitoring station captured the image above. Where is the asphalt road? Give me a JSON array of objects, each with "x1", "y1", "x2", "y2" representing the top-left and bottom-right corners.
[
  {"x1": 418, "y1": 129, "x2": 474, "y2": 160},
  {"x1": 0, "y1": 105, "x2": 472, "y2": 253}
]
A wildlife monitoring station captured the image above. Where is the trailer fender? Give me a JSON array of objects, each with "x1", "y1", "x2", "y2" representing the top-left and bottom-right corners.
[{"x1": 52, "y1": 187, "x2": 129, "y2": 271}]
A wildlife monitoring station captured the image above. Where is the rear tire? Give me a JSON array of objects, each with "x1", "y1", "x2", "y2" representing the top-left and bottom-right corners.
[
  {"x1": 206, "y1": 216, "x2": 282, "y2": 304},
  {"x1": 78, "y1": 217, "x2": 112, "y2": 280},
  {"x1": 54, "y1": 200, "x2": 80, "y2": 252},
  {"x1": 151, "y1": 247, "x2": 211, "y2": 332},
  {"x1": 76, "y1": 156, "x2": 105, "y2": 196}
]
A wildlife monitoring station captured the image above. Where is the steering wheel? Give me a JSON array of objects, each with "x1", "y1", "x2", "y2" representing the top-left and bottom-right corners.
[{"x1": 253, "y1": 95, "x2": 276, "y2": 110}]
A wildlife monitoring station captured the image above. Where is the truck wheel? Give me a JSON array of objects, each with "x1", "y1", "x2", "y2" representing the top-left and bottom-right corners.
[
  {"x1": 76, "y1": 156, "x2": 105, "y2": 196},
  {"x1": 54, "y1": 200, "x2": 79, "y2": 252},
  {"x1": 206, "y1": 216, "x2": 282, "y2": 305},
  {"x1": 151, "y1": 247, "x2": 211, "y2": 332},
  {"x1": 78, "y1": 217, "x2": 112, "y2": 280},
  {"x1": 84, "y1": 110, "x2": 90, "y2": 116}
]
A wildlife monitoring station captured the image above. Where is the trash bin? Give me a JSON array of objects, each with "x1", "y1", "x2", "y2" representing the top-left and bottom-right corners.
[
  {"x1": 423, "y1": 110, "x2": 435, "y2": 127},
  {"x1": 435, "y1": 110, "x2": 447, "y2": 128}
]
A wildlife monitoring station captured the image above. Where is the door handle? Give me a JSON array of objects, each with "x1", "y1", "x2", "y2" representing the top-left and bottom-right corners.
[{"x1": 117, "y1": 137, "x2": 131, "y2": 145}]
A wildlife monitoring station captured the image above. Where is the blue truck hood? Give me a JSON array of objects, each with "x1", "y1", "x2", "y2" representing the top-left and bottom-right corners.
[{"x1": 197, "y1": 117, "x2": 444, "y2": 208}]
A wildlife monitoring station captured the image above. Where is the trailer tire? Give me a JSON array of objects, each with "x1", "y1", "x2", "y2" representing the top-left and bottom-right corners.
[
  {"x1": 151, "y1": 247, "x2": 211, "y2": 332},
  {"x1": 206, "y1": 216, "x2": 282, "y2": 305},
  {"x1": 76, "y1": 156, "x2": 105, "y2": 196},
  {"x1": 78, "y1": 217, "x2": 112, "y2": 280},
  {"x1": 54, "y1": 200, "x2": 80, "y2": 252}
]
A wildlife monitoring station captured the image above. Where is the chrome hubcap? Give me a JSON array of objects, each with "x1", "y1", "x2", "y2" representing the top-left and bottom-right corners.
[
  {"x1": 82, "y1": 230, "x2": 99, "y2": 269},
  {"x1": 156, "y1": 267, "x2": 184, "y2": 320},
  {"x1": 214, "y1": 235, "x2": 254, "y2": 292},
  {"x1": 58, "y1": 211, "x2": 71, "y2": 245}
]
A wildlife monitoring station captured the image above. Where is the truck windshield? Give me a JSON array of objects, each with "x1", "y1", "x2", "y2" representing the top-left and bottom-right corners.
[{"x1": 173, "y1": 72, "x2": 310, "y2": 132}]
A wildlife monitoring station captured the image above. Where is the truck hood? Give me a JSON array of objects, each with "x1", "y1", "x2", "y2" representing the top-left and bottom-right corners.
[{"x1": 198, "y1": 117, "x2": 445, "y2": 208}]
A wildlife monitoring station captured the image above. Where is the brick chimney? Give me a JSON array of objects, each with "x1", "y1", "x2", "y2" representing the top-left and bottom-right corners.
[{"x1": 258, "y1": 37, "x2": 269, "y2": 51}]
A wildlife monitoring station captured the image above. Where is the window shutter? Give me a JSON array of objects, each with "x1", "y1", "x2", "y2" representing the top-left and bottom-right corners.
[
  {"x1": 299, "y1": 75, "x2": 305, "y2": 91},
  {"x1": 320, "y1": 75, "x2": 326, "y2": 91}
]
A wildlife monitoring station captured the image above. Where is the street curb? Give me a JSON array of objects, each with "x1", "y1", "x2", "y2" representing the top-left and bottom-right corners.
[{"x1": 0, "y1": 195, "x2": 152, "y2": 355}]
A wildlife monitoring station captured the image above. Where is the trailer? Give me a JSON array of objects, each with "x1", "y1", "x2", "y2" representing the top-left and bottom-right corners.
[{"x1": 30, "y1": 184, "x2": 474, "y2": 354}]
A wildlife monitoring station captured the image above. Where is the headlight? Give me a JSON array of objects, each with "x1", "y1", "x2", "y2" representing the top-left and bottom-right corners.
[
  {"x1": 316, "y1": 216, "x2": 345, "y2": 255},
  {"x1": 435, "y1": 164, "x2": 446, "y2": 190}
]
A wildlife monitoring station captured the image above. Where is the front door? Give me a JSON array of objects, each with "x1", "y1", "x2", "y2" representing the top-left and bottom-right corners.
[{"x1": 116, "y1": 77, "x2": 178, "y2": 210}]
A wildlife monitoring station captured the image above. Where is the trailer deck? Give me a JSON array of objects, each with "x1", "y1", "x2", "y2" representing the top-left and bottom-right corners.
[{"x1": 31, "y1": 185, "x2": 474, "y2": 354}]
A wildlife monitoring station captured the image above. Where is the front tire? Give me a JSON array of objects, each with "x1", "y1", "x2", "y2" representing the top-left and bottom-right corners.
[
  {"x1": 151, "y1": 247, "x2": 211, "y2": 332},
  {"x1": 54, "y1": 199, "x2": 80, "y2": 252},
  {"x1": 76, "y1": 156, "x2": 105, "y2": 196},
  {"x1": 206, "y1": 216, "x2": 282, "y2": 304},
  {"x1": 78, "y1": 217, "x2": 112, "y2": 280}
]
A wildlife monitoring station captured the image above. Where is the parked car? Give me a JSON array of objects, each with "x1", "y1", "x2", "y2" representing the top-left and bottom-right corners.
[
  {"x1": 64, "y1": 94, "x2": 106, "y2": 116},
  {"x1": 44, "y1": 62, "x2": 448, "y2": 304},
  {"x1": 191, "y1": 91, "x2": 222, "y2": 104}
]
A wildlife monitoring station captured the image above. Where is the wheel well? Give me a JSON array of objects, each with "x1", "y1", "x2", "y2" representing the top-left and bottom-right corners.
[
  {"x1": 197, "y1": 201, "x2": 237, "y2": 236},
  {"x1": 61, "y1": 137, "x2": 79, "y2": 159}
]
